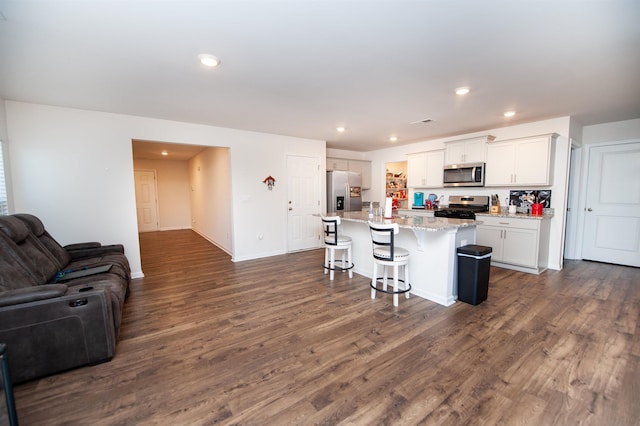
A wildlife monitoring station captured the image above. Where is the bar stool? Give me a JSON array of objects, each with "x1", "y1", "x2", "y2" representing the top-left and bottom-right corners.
[
  {"x1": 321, "y1": 216, "x2": 354, "y2": 280},
  {"x1": 368, "y1": 221, "x2": 411, "y2": 306}
]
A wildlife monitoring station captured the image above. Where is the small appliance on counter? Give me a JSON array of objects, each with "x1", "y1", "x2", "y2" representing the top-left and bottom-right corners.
[{"x1": 413, "y1": 192, "x2": 424, "y2": 209}]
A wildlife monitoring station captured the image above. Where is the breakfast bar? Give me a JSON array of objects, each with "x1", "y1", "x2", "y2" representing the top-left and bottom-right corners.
[{"x1": 332, "y1": 211, "x2": 479, "y2": 306}]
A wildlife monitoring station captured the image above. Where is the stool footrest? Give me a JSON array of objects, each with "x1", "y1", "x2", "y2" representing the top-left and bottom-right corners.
[
  {"x1": 324, "y1": 260, "x2": 354, "y2": 272},
  {"x1": 370, "y1": 278, "x2": 412, "y2": 295}
]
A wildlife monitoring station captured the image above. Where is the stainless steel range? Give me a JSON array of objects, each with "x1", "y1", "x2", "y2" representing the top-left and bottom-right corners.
[{"x1": 434, "y1": 195, "x2": 489, "y2": 219}]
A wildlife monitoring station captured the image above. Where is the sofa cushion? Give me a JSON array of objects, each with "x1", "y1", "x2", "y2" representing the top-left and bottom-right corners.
[
  {"x1": 0, "y1": 216, "x2": 60, "y2": 284},
  {"x1": 13, "y1": 213, "x2": 72, "y2": 269},
  {"x1": 0, "y1": 214, "x2": 30, "y2": 243},
  {"x1": 0, "y1": 242, "x2": 41, "y2": 291}
]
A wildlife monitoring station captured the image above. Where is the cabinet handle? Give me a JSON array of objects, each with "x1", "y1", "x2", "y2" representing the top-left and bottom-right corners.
[{"x1": 504, "y1": 230, "x2": 507, "y2": 239}]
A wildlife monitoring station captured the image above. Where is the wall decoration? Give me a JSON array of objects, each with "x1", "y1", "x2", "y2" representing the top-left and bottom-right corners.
[
  {"x1": 509, "y1": 190, "x2": 552, "y2": 211},
  {"x1": 263, "y1": 175, "x2": 276, "y2": 190}
]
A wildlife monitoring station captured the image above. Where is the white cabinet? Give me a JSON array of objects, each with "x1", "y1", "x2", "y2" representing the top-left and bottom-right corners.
[
  {"x1": 407, "y1": 150, "x2": 444, "y2": 188},
  {"x1": 485, "y1": 133, "x2": 557, "y2": 186},
  {"x1": 326, "y1": 157, "x2": 372, "y2": 189},
  {"x1": 327, "y1": 157, "x2": 349, "y2": 171},
  {"x1": 444, "y1": 135, "x2": 494, "y2": 165},
  {"x1": 407, "y1": 153, "x2": 427, "y2": 187},
  {"x1": 476, "y1": 215, "x2": 551, "y2": 274},
  {"x1": 348, "y1": 159, "x2": 372, "y2": 190}
]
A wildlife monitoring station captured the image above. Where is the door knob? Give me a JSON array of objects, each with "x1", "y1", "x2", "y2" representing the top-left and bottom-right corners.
[
  {"x1": 288, "y1": 207, "x2": 293, "y2": 211},
  {"x1": 587, "y1": 208, "x2": 593, "y2": 212}
]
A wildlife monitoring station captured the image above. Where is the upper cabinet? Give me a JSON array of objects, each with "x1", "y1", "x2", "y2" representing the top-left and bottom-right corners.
[
  {"x1": 327, "y1": 157, "x2": 372, "y2": 189},
  {"x1": 347, "y1": 159, "x2": 372, "y2": 189},
  {"x1": 327, "y1": 157, "x2": 349, "y2": 171},
  {"x1": 444, "y1": 135, "x2": 495, "y2": 165},
  {"x1": 485, "y1": 133, "x2": 557, "y2": 186},
  {"x1": 407, "y1": 150, "x2": 444, "y2": 188}
]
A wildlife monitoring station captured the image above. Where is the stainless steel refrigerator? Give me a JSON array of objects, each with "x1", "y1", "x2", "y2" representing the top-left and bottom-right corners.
[{"x1": 327, "y1": 171, "x2": 362, "y2": 212}]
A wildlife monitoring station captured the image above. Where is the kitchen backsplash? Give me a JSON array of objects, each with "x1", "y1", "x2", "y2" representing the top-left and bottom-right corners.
[{"x1": 509, "y1": 190, "x2": 552, "y2": 212}]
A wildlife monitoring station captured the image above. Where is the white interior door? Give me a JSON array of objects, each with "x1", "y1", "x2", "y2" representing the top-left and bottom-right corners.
[
  {"x1": 287, "y1": 155, "x2": 321, "y2": 252},
  {"x1": 134, "y1": 170, "x2": 159, "y2": 233},
  {"x1": 582, "y1": 142, "x2": 640, "y2": 267}
]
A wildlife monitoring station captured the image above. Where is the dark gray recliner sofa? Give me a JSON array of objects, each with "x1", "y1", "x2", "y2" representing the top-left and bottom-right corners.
[{"x1": 0, "y1": 214, "x2": 131, "y2": 383}]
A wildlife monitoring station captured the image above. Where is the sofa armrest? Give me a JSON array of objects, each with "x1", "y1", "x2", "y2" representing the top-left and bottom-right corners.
[
  {"x1": 0, "y1": 287, "x2": 116, "y2": 383},
  {"x1": 66, "y1": 243, "x2": 125, "y2": 260},
  {"x1": 64, "y1": 242, "x2": 102, "y2": 250},
  {"x1": 0, "y1": 284, "x2": 68, "y2": 307}
]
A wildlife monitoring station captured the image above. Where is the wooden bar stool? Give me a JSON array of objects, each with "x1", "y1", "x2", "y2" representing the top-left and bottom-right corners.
[
  {"x1": 368, "y1": 221, "x2": 411, "y2": 306},
  {"x1": 321, "y1": 216, "x2": 354, "y2": 280}
]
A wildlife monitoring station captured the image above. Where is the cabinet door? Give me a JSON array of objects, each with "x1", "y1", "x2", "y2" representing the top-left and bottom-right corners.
[
  {"x1": 348, "y1": 160, "x2": 371, "y2": 189},
  {"x1": 464, "y1": 140, "x2": 486, "y2": 163},
  {"x1": 327, "y1": 157, "x2": 348, "y2": 171},
  {"x1": 485, "y1": 142, "x2": 516, "y2": 186},
  {"x1": 514, "y1": 137, "x2": 551, "y2": 185},
  {"x1": 407, "y1": 153, "x2": 427, "y2": 187},
  {"x1": 424, "y1": 150, "x2": 444, "y2": 188},
  {"x1": 476, "y1": 226, "x2": 504, "y2": 261},
  {"x1": 444, "y1": 143, "x2": 465, "y2": 165},
  {"x1": 502, "y1": 227, "x2": 538, "y2": 267}
]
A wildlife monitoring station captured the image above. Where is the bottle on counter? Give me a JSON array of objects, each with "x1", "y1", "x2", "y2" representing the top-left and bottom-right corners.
[{"x1": 368, "y1": 202, "x2": 374, "y2": 219}]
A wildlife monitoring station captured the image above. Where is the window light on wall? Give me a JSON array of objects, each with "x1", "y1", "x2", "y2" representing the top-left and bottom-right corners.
[{"x1": 0, "y1": 141, "x2": 9, "y2": 215}]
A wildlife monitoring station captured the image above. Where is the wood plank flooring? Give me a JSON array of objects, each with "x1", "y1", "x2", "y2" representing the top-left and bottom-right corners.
[{"x1": 12, "y1": 230, "x2": 640, "y2": 425}]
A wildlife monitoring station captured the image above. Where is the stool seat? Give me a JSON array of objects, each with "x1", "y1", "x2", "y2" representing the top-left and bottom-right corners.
[
  {"x1": 325, "y1": 235, "x2": 352, "y2": 246},
  {"x1": 373, "y1": 246, "x2": 409, "y2": 260},
  {"x1": 368, "y1": 221, "x2": 411, "y2": 307},
  {"x1": 321, "y1": 216, "x2": 354, "y2": 281}
]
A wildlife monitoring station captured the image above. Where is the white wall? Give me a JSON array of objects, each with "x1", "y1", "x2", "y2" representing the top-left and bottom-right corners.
[
  {"x1": 133, "y1": 158, "x2": 192, "y2": 231},
  {"x1": 358, "y1": 117, "x2": 573, "y2": 271},
  {"x1": 583, "y1": 118, "x2": 640, "y2": 145},
  {"x1": 5, "y1": 101, "x2": 325, "y2": 276},
  {"x1": 188, "y1": 147, "x2": 232, "y2": 254},
  {"x1": 0, "y1": 98, "x2": 7, "y2": 142}
]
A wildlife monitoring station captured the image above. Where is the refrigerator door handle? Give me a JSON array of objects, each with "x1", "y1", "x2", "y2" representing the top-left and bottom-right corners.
[{"x1": 345, "y1": 183, "x2": 350, "y2": 211}]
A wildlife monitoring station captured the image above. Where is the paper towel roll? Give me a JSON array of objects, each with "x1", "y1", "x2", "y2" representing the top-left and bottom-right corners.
[{"x1": 384, "y1": 197, "x2": 393, "y2": 219}]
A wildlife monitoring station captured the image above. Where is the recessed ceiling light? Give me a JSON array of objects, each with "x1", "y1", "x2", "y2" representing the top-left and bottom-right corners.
[
  {"x1": 504, "y1": 111, "x2": 516, "y2": 117},
  {"x1": 161, "y1": 151, "x2": 168, "y2": 156},
  {"x1": 198, "y1": 54, "x2": 220, "y2": 67},
  {"x1": 336, "y1": 126, "x2": 346, "y2": 133},
  {"x1": 455, "y1": 87, "x2": 470, "y2": 95},
  {"x1": 389, "y1": 136, "x2": 398, "y2": 142}
]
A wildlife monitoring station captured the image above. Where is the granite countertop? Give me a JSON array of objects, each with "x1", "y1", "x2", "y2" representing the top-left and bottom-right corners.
[
  {"x1": 475, "y1": 211, "x2": 554, "y2": 220},
  {"x1": 329, "y1": 211, "x2": 478, "y2": 232}
]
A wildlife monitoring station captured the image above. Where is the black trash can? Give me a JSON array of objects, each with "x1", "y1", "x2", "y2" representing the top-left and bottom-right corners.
[{"x1": 457, "y1": 245, "x2": 492, "y2": 305}]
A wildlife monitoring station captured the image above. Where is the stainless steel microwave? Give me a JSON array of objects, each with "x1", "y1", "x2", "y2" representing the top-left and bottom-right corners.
[{"x1": 443, "y1": 162, "x2": 485, "y2": 187}]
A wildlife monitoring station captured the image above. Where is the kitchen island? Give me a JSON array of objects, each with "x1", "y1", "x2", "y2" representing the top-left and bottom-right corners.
[{"x1": 330, "y1": 211, "x2": 479, "y2": 306}]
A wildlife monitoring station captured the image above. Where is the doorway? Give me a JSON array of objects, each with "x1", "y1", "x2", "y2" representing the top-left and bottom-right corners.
[
  {"x1": 134, "y1": 169, "x2": 159, "y2": 232},
  {"x1": 581, "y1": 141, "x2": 640, "y2": 267},
  {"x1": 287, "y1": 154, "x2": 321, "y2": 252}
]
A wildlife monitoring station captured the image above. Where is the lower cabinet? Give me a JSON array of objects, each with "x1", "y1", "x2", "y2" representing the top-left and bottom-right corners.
[{"x1": 476, "y1": 215, "x2": 551, "y2": 274}]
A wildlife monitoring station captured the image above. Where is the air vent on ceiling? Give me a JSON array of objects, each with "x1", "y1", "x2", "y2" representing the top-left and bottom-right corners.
[{"x1": 410, "y1": 118, "x2": 433, "y2": 124}]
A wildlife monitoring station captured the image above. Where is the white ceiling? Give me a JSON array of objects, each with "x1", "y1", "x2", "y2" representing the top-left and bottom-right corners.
[{"x1": 1, "y1": 0, "x2": 639, "y2": 152}]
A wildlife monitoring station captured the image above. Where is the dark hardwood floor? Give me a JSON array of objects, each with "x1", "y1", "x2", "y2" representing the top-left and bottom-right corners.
[{"x1": 12, "y1": 230, "x2": 640, "y2": 425}]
